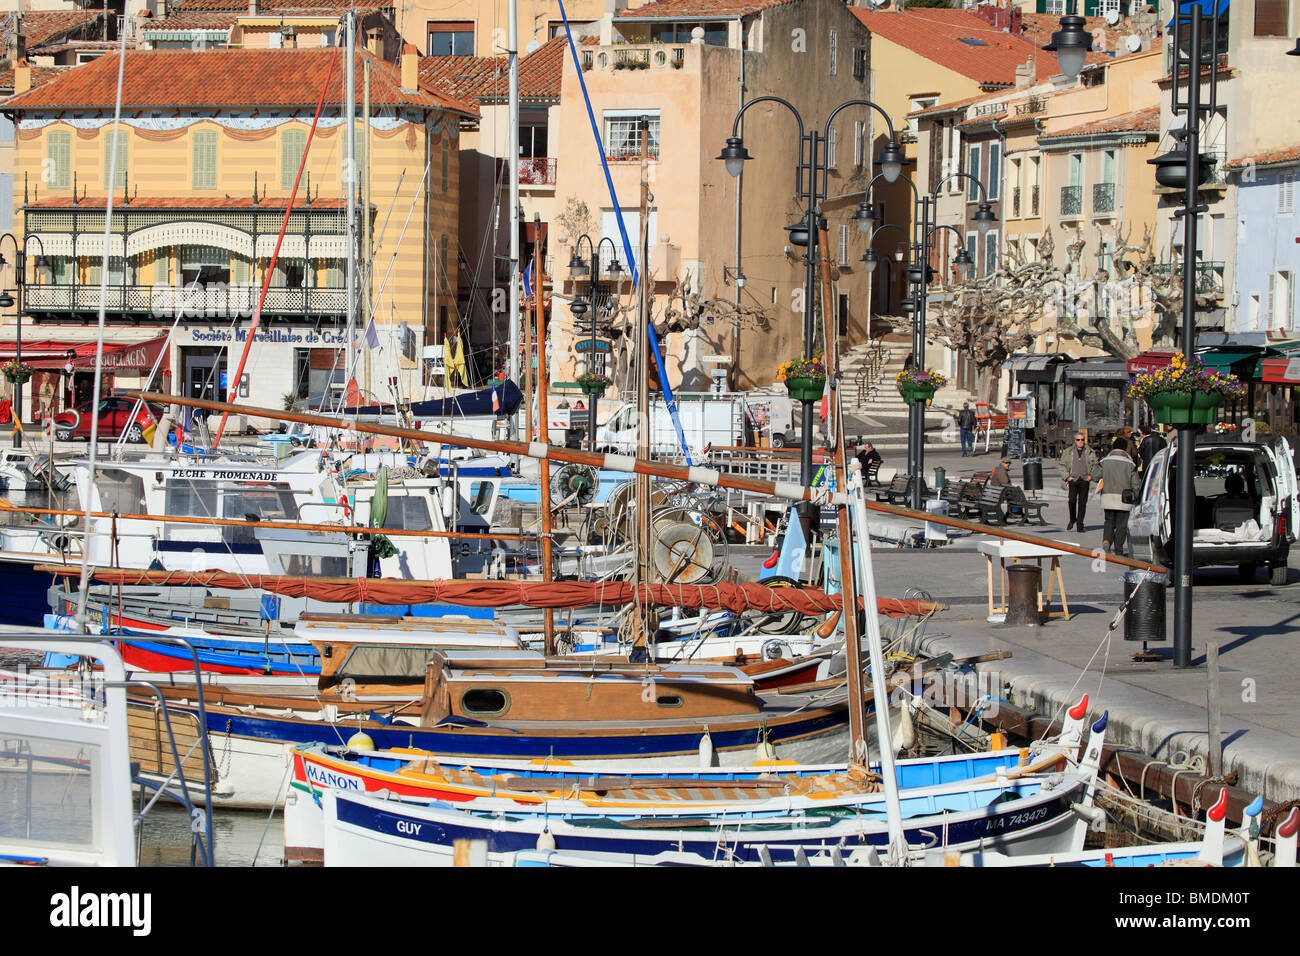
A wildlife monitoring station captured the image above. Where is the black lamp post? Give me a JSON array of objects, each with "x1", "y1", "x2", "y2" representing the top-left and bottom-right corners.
[
  {"x1": 568, "y1": 233, "x2": 622, "y2": 449},
  {"x1": 720, "y1": 96, "x2": 905, "y2": 539},
  {"x1": 1287, "y1": 37, "x2": 1299, "y2": 55},
  {"x1": 1150, "y1": 0, "x2": 1224, "y2": 670},
  {"x1": 862, "y1": 170, "x2": 995, "y2": 509},
  {"x1": 0, "y1": 233, "x2": 49, "y2": 449}
]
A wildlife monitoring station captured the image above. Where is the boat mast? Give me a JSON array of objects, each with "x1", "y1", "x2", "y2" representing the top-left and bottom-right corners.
[
  {"x1": 362, "y1": 57, "x2": 372, "y2": 403},
  {"x1": 633, "y1": 116, "x2": 652, "y2": 650},
  {"x1": 534, "y1": 213, "x2": 555, "y2": 655},
  {"x1": 506, "y1": 0, "x2": 521, "y2": 437},
  {"x1": 344, "y1": 12, "x2": 357, "y2": 409}
]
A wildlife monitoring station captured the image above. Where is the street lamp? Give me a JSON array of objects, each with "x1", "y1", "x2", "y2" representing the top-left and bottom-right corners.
[
  {"x1": 568, "y1": 233, "x2": 622, "y2": 449},
  {"x1": 719, "y1": 95, "x2": 905, "y2": 537},
  {"x1": 1043, "y1": 7, "x2": 1094, "y2": 81},
  {"x1": 1288, "y1": 38, "x2": 1299, "y2": 55},
  {"x1": 0, "y1": 233, "x2": 49, "y2": 449},
  {"x1": 1161, "y1": 0, "x2": 1224, "y2": 670}
]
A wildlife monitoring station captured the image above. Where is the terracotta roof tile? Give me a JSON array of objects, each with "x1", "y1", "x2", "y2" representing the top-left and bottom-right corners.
[
  {"x1": 1019, "y1": 12, "x2": 1143, "y2": 60},
  {"x1": 419, "y1": 34, "x2": 568, "y2": 104},
  {"x1": 613, "y1": 0, "x2": 793, "y2": 18},
  {"x1": 138, "y1": 11, "x2": 241, "y2": 32},
  {"x1": 1042, "y1": 105, "x2": 1159, "y2": 138},
  {"x1": 1224, "y1": 145, "x2": 1300, "y2": 170},
  {"x1": 852, "y1": 8, "x2": 1065, "y2": 86},
  {"x1": 0, "y1": 48, "x2": 477, "y2": 117},
  {"x1": 167, "y1": 0, "x2": 389, "y2": 11},
  {"x1": 0, "y1": 65, "x2": 67, "y2": 94},
  {"x1": 908, "y1": 93, "x2": 986, "y2": 118},
  {"x1": 2, "y1": 10, "x2": 108, "y2": 51}
]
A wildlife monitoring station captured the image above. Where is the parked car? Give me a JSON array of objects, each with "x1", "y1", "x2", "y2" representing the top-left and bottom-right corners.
[
  {"x1": 53, "y1": 397, "x2": 156, "y2": 443},
  {"x1": 1128, "y1": 436, "x2": 1299, "y2": 585}
]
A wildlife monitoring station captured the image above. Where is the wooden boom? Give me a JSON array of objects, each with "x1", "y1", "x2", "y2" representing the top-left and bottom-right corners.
[{"x1": 125, "y1": 390, "x2": 1166, "y2": 574}]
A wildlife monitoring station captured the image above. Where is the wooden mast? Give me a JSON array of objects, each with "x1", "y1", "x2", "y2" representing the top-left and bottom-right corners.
[
  {"x1": 534, "y1": 214, "x2": 555, "y2": 655},
  {"x1": 817, "y1": 223, "x2": 868, "y2": 765},
  {"x1": 633, "y1": 116, "x2": 653, "y2": 650}
]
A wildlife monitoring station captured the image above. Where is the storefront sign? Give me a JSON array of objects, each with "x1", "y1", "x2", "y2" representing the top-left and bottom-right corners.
[{"x1": 187, "y1": 328, "x2": 350, "y2": 345}]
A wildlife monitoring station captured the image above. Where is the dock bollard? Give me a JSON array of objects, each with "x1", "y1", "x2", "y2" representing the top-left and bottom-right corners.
[{"x1": 1005, "y1": 564, "x2": 1043, "y2": 626}]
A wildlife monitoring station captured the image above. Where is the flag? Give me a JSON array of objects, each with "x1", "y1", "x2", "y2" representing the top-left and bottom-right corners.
[
  {"x1": 819, "y1": 375, "x2": 830, "y2": 423},
  {"x1": 491, "y1": 386, "x2": 499, "y2": 413},
  {"x1": 365, "y1": 318, "x2": 379, "y2": 349},
  {"x1": 522, "y1": 260, "x2": 534, "y2": 300}
]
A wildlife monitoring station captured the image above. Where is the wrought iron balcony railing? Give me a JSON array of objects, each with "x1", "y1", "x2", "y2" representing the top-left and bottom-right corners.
[
  {"x1": 1060, "y1": 185, "x2": 1082, "y2": 218},
  {"x1": 24, "y1": 283, "x2": 346, "y2": 317},
  {"x1": 1092, "y1": 181, "x2": 1115, "y2": 214}
]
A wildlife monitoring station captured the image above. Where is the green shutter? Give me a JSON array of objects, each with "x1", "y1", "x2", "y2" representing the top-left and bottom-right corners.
[
  {"x1": 47, "y1": 131, "x2": 71, "y2": 189},
  {"x1": 282, "y1": 129, "x2": 306, "y2": 189},
  {"x1": 104, "y1": 130, "x2": 127, "y2": 191},
  {"x1": 193, "y1": 130, "x2": 217, "y2": 189}
]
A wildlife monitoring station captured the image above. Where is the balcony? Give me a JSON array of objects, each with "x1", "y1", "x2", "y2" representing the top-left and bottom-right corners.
[
  {"x1": 583, "y1": 43, "x2": 690, "y2": 74},
  {"x1": 1060, "y1": 185, "x2": 1082, "y2": 218},
  {"x1": 1153, "y1": 260, "x2": 1226, "y2": 298},
  {"x1": 24, "y1": 283, "x2": 346, "y2": 319},
  {"x1": 496, "y1": 157, "x2": 558, "y2": 189},
  {"x1": 1011, "y1": 187, "x2": 1021, "y2": 218},
  {"x1": 1031, "y1": 184, "x2": 1040, "y2": 216},
  {"x1": 1092, "y1": 182, "x2": 1115, "y2": 214}
]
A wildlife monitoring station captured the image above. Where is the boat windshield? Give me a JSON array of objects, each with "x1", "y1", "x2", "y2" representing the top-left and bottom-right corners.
[{"x1": 163, "y1": 481, "x2": 299, "y2": 542}]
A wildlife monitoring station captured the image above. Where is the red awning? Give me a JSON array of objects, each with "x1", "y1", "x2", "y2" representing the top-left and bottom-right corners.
[
  {"x1": 1126, "y1": 351, "x2": 1178, "y2": 376},
  {"x1": 0, "y1": 337, "x2": 170, "y2": 373},
  {"x1": 1260, "y1": 356, "x2": 1300, "y2": 385}
]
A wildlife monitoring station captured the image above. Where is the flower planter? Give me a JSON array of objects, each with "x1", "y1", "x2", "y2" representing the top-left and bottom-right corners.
[
  {"x1": 4, "y1": 370, "x2": 31, "y2": 385},
  {"x1": 580, "y1": 382, "x2": 608, "y2": 398},
  {"x1": 1147, "y1": 389, "x2": 1224, "y2": 426},
  {"x1": 785, "y1": 375, "x2": 825, "y2": 402},
  {"x1": 899, "y1": 382, "x2": 936, "y2": 405}
]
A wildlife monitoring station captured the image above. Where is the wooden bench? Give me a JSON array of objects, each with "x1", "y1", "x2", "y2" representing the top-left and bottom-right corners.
[
  {"x1": 862, "y1": 459, "x2": 882, "y2": 488},
  {"x1": 875, "y1": 475, "x2": 909, "y2": 503},
  {"x1": 1004, "y1": 486, "x2": 1049, "y2": 526},
  {"x1": 957, "y1": 474, "x2": 989, "y2": 518},
  {"x1": 942, "y1": 480, "x2": 968, "y2": 513},
  {"x1": 974, "y1": 484, "x2": 1009, "y2": 525}
]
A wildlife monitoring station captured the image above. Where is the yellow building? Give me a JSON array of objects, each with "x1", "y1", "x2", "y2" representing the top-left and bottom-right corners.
[{"x1": 0, "y1": 46, "x2": 472, "y2": 427}]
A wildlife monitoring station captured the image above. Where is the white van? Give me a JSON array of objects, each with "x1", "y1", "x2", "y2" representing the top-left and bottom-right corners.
[
  {"x1": 595, "y1": 395, "x2": 750, "y2": 458},
  {"x1": 1128, "y1": 437, "x2": 1299, "y2": 585}
]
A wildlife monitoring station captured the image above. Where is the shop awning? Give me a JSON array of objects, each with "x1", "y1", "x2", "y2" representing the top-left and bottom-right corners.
[
  {"x1": 1005, "y1": 353, "x2": 1074, "y2": 382},
  {"x1": 1198, "y1": 346, "x2": 1268, "y2": 376},
  {"x1": 0, "y1": 337, "x2": 170, "y2": 373},
  {"x1": 1064, "y1": 360, "x2": 1131, "y2": 384},
  {"x1": 1127, "y1": 351, "x2": 1177, "y2": 375}
]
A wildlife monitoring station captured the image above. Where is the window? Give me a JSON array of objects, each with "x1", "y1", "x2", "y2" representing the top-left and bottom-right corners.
[
  {"x1": 987, "y1": 141, "x2": 1001, "y2": 200},
  {"x1": 48, "y1": 256, "x2": 73, "y2": 284},
  {"x1": 182, "y1": 245, "x2": 230, "y2": 285},
  {"x1": 381, "y1": 496, "x2": 432, "y2": 531},
  {"x1": 1280, "y1": 169, "x2": 1297, "y2": 214},
  {"x1": 827, "y1": 124, "x2": 838, "y2": 169},
  {"x1": 653, "y1": 21, "x2": 726, "y2": 44},
  {"x1": 271, "y1": 258, "x2": 305, "y2": 288},
  {"x1": 949, "y1": 126, "x2": 962, "y2": 193},
  {"x1": 427, "y1": 21, "x2": 473, "y2": 56},
  {"x1": 1254, "y1": 0, "x2": 1289, "y2": 36},
  {"x1": 46, "y1": 130, "x2": 71, "y2": 189},
  {"x1": 838, "y1": 291, "x2": 850, "y2": 337},
  {"x1": 829, "y1": 29, "x2": 837, "y2": 76},
  {"x1": 966, "y1": 232, "x2": 977, "y2": 276},
  {"x1": 968, "y1": 144, "x2": 982, "y2": 200},
  {"x1": 852, "y1": 47, "x2": 867, "y2": 82},
  {"x1": 192, "y1": 129, "x2": 217, "y2": 189},
  {"x1": 909, "y1": 97, "x2": 937, "y2": 137},
  {"x1": 838, "y1": 223, "x2": 850, "y2": 268},
  {"x1": 1271, "y1": 271, "x2": 1293, "y2": 330},
  {"x1": 281, "y1": 128, "x2": 306, "y2": 189},
  {"x1": 603, "y1": 111, "x2": 660, "y2": 161},
  {"x1": 519, "y1": 123, "x2": 548, "y2": 159},
  {"x1": 104, "y1": 129, "x2": 127, "y2": 191},
  {"x1": 548, "y1": 20, "x2": 594, "y2": 40},
  {"x1": 853, "y1": 120, "x2": 864, "y2": 168},
  {"x1": 984, "y1": 231, "x2": 998, "y2": 275},
  {"x1": 1044, "y1": 0, "x2": 1065, "y2": 13},
  {"x1": 461, "y1": 688, "x2": 508, "y2": 716}
]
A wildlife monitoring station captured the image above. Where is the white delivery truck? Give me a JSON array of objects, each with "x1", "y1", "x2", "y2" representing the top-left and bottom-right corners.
[{"x1": 595, "y1": 393, "x2": 753, "y2": 458}]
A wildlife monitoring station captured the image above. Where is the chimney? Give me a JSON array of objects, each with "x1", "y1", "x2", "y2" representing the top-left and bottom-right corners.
[
  {"x1": 401, "y1": 43, "x2": 419, "y2": 90},
  {"x1": 156, "y1": 0, "x2": 167, "y2": 20},
  {"x1": 1015, "y1": 55, "x2": 1034, "y2": 89},
  {"x1": 14, "y1": 62, "x2": 31, "y2": 95},
  {"x1": 248, "y1": 0, "x2": 258, "y2": 15},
  {"x1": 13, "y1": 15, "x2": 25, "y2": 66}
]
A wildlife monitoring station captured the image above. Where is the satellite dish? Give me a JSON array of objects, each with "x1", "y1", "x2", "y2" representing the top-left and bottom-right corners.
[
  {"x1": 1105, "y1": 8, "x2": 1121, "y2": 25},
  {"x1": 1125, "y1": 33, "x2": 1142, "y2": 52},
  {"x1": 525, "y1": 39, "x2": 540, "y2": 54}
]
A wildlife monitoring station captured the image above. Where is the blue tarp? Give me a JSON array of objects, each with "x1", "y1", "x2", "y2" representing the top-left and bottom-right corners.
[{"x1": 1168, "y1": 0, "x2": 1228, "y2": 26}]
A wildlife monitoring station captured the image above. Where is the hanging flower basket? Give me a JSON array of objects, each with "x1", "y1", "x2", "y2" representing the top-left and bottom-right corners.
[
  {"x1": 577, "y1": 372, "x2": 610, "y2": 397},
  {"x1": 778, "y1": 357, "x2": 826, "y2": 402},
  {"x1": 2, "y1": 360, "x2": 32, "y2": 385},
  {"x1": 1128, "y1": 354, "x2": 1245, "y2": 426},
  {"x1": 895, "y1": 368, "x2": 947, "y2": 404}
]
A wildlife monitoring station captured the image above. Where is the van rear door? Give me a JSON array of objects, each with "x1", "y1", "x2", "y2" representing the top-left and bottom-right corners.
[{"x1": 1271, "y1": 438, "x2": 1299, "y2": 542}]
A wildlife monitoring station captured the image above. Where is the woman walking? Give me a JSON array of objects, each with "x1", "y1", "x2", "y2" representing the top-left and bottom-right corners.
[{"x1": 1099, "y1": 437, "x2": 1141, "y2": 556}]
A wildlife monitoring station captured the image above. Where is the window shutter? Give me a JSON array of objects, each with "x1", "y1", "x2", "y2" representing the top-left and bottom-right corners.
[
  {"x1": 1279, "y1": 171, "x2": 1297, "y2": 214},
  {"x1": 853, "y1": 121, "x2": 863, "y2": 168},
  {"x1": 282, "y1": 129, "x2": 306, "y2": 189},
  {"x1": 827, "y1": 125, "x2": 837, "y2": 169},
  {"x1": 838, "y1": 223, "x2": 850, "y2": 267},
  {"x1": 968, "y1": 146, "x2": 981, "y2": 200},
  {"x1": 193, "y1": 130, "x2": 217, "y2": 189},
  {"x1": 48, "y1": 131, "x2": 71, "y2": 189},
  {"x1": 829, "y1": 29, "x2": 837, "y2": 77},
  {"x1": 988, "y1": 142, "x2": 1000, "y2": 200},
  {"x1": 104, "y1": 130, "x2": 127, "y2": 191},
  {"x1": 441, "y1": 136, "x2": 449, "y2": 193}
]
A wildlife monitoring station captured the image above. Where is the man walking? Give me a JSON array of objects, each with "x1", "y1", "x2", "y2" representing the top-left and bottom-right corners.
[
  {"x1": 1138, "y1": 423, "x2": 1166, "y2": 475},
  {"x1": 958, "y1": 402, "x2": 976, "y2": 457},
  {"x1": 1058, "y1": 432, "x2": 1100, "y2": 532}
]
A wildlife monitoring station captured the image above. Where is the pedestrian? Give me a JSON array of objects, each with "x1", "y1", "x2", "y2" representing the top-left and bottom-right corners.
[
  {"x1": 1115, "y1": 426, "x2": 1138, "y2": 461},
  {"x1": 1138, "y1": 423, "x2": 1166, "y2": 474},
  {"x1": 856, "y1": 442, "x2": 883, "y2": 486},
  {"x1": 990, "y1": 456, "x2": 1012, "y2": 486},
  {"x1": 958, "y1": 402, "x2": 976, "y2": 457},
  {"x1": 1057, "y1": 431, "x2": 1100, "y2": 532},
  {"x1": 1099, "y1": 436, "x2": 1141, "y2": 555}
]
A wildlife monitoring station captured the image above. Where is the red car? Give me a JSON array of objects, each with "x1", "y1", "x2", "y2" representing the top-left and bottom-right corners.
[{"x1": 53, "y1": 397, "x2": 156, "y2": 443}]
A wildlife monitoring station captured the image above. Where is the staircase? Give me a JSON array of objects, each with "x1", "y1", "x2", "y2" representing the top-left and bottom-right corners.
[{"x1": 836, "y1": 341, "x2": 953, "y2": 454}]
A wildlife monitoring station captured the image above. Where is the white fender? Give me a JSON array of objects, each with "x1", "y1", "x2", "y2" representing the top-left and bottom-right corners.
[{"x1": 698, "y1": 729, "x2": 715, "y2": 768}]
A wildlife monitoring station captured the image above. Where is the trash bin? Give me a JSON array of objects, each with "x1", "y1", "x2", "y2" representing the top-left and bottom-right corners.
[
  {"x1": 934, "y1": 467, "x2": 946, "y2": 491},
  {"x1": 1005, "y1": 564, "x2": 1043, "y2": 626},
  {"x1": 1021, "y1": 457, "x2": 1043, "y2": 492},
  {"x1": 1122, "y1": 570, "x2": 1167, "y2": 644}
]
